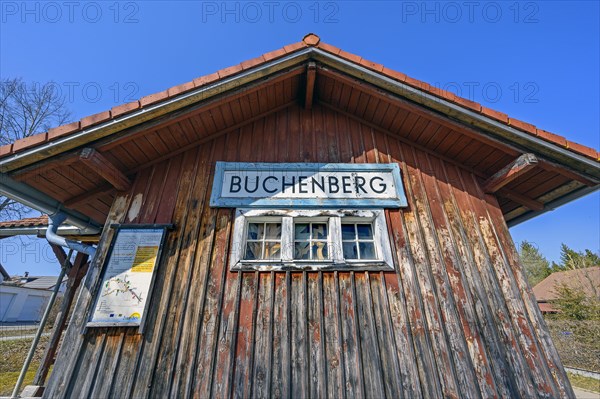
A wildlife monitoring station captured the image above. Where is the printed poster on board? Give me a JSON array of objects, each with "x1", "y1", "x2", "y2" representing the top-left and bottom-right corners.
[{"x1": 89, "y1": 227, "x2": 166, "y2": 326}]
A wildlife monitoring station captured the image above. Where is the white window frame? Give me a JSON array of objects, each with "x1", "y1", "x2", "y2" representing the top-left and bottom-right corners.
[{"x1": 230, "y1": 208, "x2": 394, "y2": 271}]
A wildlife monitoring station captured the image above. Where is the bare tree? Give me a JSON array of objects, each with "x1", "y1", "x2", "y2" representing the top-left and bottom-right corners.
[{"x1": 0, "y1": 78, "x2": 71, "y2": 221}]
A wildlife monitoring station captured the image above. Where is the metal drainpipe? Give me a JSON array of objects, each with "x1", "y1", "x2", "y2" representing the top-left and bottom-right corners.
[
  {"x1": 46, "y1": 213, "x2": 96, "y2": 258},
  {"x1": 11, "y1": 249, "x2": 73, "y2": 399}
]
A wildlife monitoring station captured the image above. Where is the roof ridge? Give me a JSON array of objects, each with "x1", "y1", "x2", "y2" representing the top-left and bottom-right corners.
[{"x1": 0, "y1": 34, "x2": 598, "y2": 162}]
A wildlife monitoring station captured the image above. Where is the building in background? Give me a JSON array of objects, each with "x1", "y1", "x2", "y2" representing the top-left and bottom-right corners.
[
  {"x1": 533, "y1": 266, "x2": 600, "y2": 314},
  {"x1": 0, "y1": 272, "x2": 65, "y2": 323}
]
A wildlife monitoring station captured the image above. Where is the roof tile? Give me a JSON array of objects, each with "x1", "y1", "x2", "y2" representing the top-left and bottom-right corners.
[
  {"x1": 536, "y1": 129, "x2": 567, "y2": 147},
  {"x1": 452, "y1": 96, "x2": 482, "y2": 113},
  {"x1": 508, "y1": 118, "x2": 537, "y2": 134},
  {"x1": 261, "y1": 48, "x2": 287, "y2": 62},
  {"x1": 481, "y1": 106, "x2": 509, "y2": 123},
  {"x1": 13, "y1": 133, "x2": 48, "y2": 153},
  {"x1": 193, "y1": 72, "x2": 220, "y2": 87},
  {"x1": 167, "y1": 81, "x2": 196, "y2": 97},
  {"x1": 359, "y1": 59, "x2": 385, "y2": 73},
  {"x1": 218, "y1": 64, "x2": 244, "y2": 79},
  {"x1": 80, "y1": 110, "x2": 112, "y2": 129},
  {"x1": 382, "y1": 67, "x2": 406, "y2": 83},
  {"x1": 567, "y1": 140, "x2": 598, "y2": 159},
  {"x1": 404, "y1": 75, "x2": 431, "y2": 92},
  {"x1": 283, "y1": 42, "x2": 306, "y2": 53},
  {"x1": 241, "y1": 55, "x2": 266, "y2": 70},
  {"x1": 140, "y1": 90, "x2": 170, "y2": 107},
  {"x1": 428, "y1": 86, "x2": 456, "y2": 102},
  {"x1": 48, "y1": 121, "x2": 81, "y2": 141},
  {"x1": 111, "y1": 101, "x2": 141, "y2": 118},
  {"x1": 303, "y1": 33, "x2": 320, "y2": 46},
  {"x1": 316, "y1": 42, "x2": 341, "y2": 55},
  {"x1": 0, "y1": 144, "x2": 13, "y2": 157},
  {"x1": 0, "y1": 215, "x2": 48, "y2": 228},
  {"x1": 337, "y1": 49, "x2": 362, "y2": 64}
]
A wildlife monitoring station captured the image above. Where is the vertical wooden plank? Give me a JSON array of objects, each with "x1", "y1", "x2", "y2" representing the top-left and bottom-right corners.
[
  {"x1": 323, "y1": 108, "x2": 339, "y2": 162},
  {"x1": 67, "y1": 331, "x2": 107, "y2": 398},
  {"x1": 270, "y1": 272, "x2": 290, "y2": 399},
  {"x1": 88, "y1": 331, "x2": 126, "y2": 398},
  {"x1": 250, "y1": 272, "x2": 274, "y2": 398},
  {"x1": 307, "y1": 272, "x2": 326, "y2": 398},
  {"x1": 291, "y1": 272, "x2": 309, "y2": 397},
  {"x1": 322, "y1": 272, "x2": 345, "y2": 399},
  {"x1": 338, "y1": 272, "x2": 365, "y2": 398},
  {"x1": 353, "y1": 272, "x2": 386, "y2": 398},
  {"x1": 108, "y1": 331, "x2": 142, "y2": 398},
  {"x1": 154, "y1": 154, "x2": 185, "y2": 224},
  {"x1": 210, "y1": 259, "x2": 242, "y2": 398},
  {"x1": 191, "y1": 208, "x2": 233, "y2": 398},
  {"x1": 232, "y1": 272, "x2": 259, "y2": 399},
  {"x1": 368, "y1": 272, "x2": 404, "y2": 398}
]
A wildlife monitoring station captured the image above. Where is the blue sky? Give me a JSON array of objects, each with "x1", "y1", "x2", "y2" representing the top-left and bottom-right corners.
[{"x1": 1, "y1": 1, "x2": 598, "y2": 275}]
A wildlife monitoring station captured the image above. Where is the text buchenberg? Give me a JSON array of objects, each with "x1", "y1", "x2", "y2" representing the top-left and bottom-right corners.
[{"x1": 210, "y1": 162, "x2": 408, "y2": 208}]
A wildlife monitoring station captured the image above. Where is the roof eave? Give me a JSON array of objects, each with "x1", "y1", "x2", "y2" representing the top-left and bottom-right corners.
[{"x1": 0, "y1": 47, "x2": 314, "y2": 174}]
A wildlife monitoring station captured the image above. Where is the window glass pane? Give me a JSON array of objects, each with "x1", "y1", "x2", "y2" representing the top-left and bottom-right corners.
[
  {"x1": 295, "y1": 223, "x2": 310, "y2": 240},
  {"x1": 343, "y1": 242, "x2": 358, "y2": 259},
  {"x1": 265, "y1": 223, "x2": 282, "y2": 239},
  {"x1": 294, "y1": 242, "x2": 311, "y2": 259},
  {"x1": 264, "y1": 242, "x2": 281, "y2": 260},
  {"x1": 313, "y1": 242, "x2": 328, "y2": 260},
  {"x1": 341, "y1": 224, "x2": 355, "y2": 240},
  {"x1": 247, "y1": 223, "x2": 263, "y2": 240},
  {"x1": 312, "y1": 223, "x2": 328, "y2": 240},
  {"x1": 359, "y1": 242, "x2": 376, "y2": 259},
  {"x1": 245, "y1": 242, "x2": 262, "y2": 260},
  {"x1": 357, "y1": 224, "x2": 373, "y2": 239}
]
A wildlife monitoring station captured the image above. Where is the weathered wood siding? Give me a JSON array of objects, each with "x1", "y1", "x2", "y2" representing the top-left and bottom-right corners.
[{"x1": 45, "y1": 103, "x2": 572, "y2": 398}]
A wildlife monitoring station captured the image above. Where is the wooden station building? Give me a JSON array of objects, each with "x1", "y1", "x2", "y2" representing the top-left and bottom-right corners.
[{"x1": 1, "y1": 34, "x2": 599, "y2": 398}]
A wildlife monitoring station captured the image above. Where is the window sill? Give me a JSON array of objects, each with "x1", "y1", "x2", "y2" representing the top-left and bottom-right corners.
[{"x1": 231, "y1": 260, "x2": 394, "y2": 272}]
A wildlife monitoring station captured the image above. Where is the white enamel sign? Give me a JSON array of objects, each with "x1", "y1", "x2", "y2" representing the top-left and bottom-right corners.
[{"x1": 210, "y1": 162, "x2": 407, "y2": 208}]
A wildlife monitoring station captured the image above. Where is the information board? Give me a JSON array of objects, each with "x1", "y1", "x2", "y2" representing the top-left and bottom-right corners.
[{"x1": 87, "y1": 225, "x2": 170, "y2": 331}]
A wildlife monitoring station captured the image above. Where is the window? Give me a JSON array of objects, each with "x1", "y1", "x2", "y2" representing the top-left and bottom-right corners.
[{"x1": 230, "y1": 209, "x2": 394, "y2": 271}]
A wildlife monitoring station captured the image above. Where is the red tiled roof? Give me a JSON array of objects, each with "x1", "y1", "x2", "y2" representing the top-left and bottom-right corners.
[
  {"x1": 537, "y1": 302, "x2": 558, "y2": 313},
  {"x1": 532, "y1": 266, "x2": 600, "y2": 302},
  {"x1": 0, "y1": 33, "x2": 598, "y2": 162},
  {"x1": 0, "y1": 215, "x2": 48, "y2": 228}
]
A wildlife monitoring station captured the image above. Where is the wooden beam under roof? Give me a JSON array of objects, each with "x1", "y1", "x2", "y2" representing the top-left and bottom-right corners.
[
  {"x1": 304, "y1": 62, "x2": 316, "y2": 110},
  {"x1": 79, "y1": 148, "x2": 131, "y2": 191},
  {"x1": 498, "y1": 188, "x2": 544, "y2": 211},
  {"x1": 483, "y1": 153, "x2": 538, "y2": 193}
]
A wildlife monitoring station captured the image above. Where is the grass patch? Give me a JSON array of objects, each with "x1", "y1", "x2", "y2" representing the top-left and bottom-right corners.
[
  {"x1": 568, "y1": 372, "x2": 600, "y2": 393},
  {"x1": 0, "y1": 368, "x2": 38, "y2": 396},
  {"x1": 0, "y1": 337, "x2": 50, "y2": 396}
]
